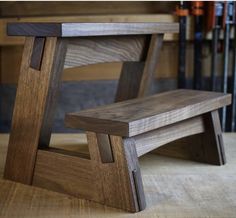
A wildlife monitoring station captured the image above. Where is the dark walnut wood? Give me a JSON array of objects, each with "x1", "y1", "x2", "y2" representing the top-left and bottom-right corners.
[
  {"x1": 115, "y1": 34, "x2": 163, "y2": 102},
  {"x1": 4, "y1": 37, "x2": 68, "y2": 184},
  {"x1": 115, "y1": 62, "x2": 145, "y2": 102},
  {"x1": 30, "y1": 37, "x2": 45, "y2": 70},
  {"x1": 152, "y1": 110, "x2": 226, "y2": 166},
  {"x1": 86, "y1": 132, "x2": 145, "y2": 212},
  {"x1": 65, "y1": 36, "x2": 148, "y2": 68},
  {"x1": 65, "y1": 89, "x2": 231, "y2": 137},
  {"x1": 4, "y1": 20, "x2": 230, "y2": 213},
  {"x1": 96, "y1": 133, "x2": 114, "y2": 163},
  {"x1": 7, "y1": 22, "x2": 179, "y2": 37}
]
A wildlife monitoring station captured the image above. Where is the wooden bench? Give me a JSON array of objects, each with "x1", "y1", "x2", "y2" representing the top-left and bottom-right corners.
[{"x1": 64, "y1": 89, "x2": 231, "y2": 212}]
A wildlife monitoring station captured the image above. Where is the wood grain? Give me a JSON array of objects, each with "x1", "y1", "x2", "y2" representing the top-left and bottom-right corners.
[
  {"x1": 38, "y1": 39, "x2": 68, "y2": 148},
  {"x1": 96, "y1": 134, "x2": 114, "y2": 163},
  {"x1": 115, "y1": 62, "x2": 145, "y2": 102},
  {"x1": 1, "y1": 133, "x2": 236, "y2": 218},
  {"x1": 152, "y1": 111, "x2": 227, "y2": 165},
  {"x1": 134, "y1": 116, "x2": 204, "y2": 157},
  {"x1": 0, "y1": 14, "x2": 181, "y2": 46},
  {"x1": 33, "y1": 149, "x2": 103, "y2": 202},
  {"x1": 7, "y1": 23, "x2": 62, "y2": 37},
  {"x1": 64, "y1": 36, "x2": 146, "y2": 68},
  {"x1": 7, "y1": 22, "x2": 179, "y2": 37},
  {"x1": 138, "y1": 34, "x2": 164, "y2": 97},
  {"x1": 3, "y1": 37, "x2": 66, "y2": 184},
  {"x1": 65, "y1": 89, "x2": 231, "y2": 137},
  {"x1": 30, "y1": 37, "x2": 45, "y2": 70},
  {"x1": 122, "y1": 137, "x2": 146, "y2": 210},
  {"x1": 0, "y1": 42, "x2": 183, "y2": 84},
  {"x1": 87, "y1": 132, "x2": 144, "y2": 212},
  {"x1": 202, "y1": 110, "x2": 226, "y2": 165}
]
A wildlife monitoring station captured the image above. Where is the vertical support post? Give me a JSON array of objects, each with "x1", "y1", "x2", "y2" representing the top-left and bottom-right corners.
[{"x1": 4, "y1": 37, "x2": 67, "y2": 184}]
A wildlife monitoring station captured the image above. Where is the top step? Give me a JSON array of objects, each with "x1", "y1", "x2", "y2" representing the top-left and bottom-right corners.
[
  {"x1": 65, "y1": 89, "x2": 231, "y2": 137},
  {"x1": 7, "y1": 22, "x2": 179, "y2": 37}
]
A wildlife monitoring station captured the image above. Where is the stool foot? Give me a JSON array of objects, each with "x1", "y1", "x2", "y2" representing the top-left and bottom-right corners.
[{"x1": 87, "y1": 132, "x2": 146, "y2": 212}]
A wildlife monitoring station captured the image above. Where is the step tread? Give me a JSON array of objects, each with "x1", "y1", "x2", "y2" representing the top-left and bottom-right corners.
[{"x1": 65, "y1": 89, "x2": 231, "y2": 137}]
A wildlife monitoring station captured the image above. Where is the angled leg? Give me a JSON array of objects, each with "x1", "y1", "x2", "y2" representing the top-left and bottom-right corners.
[
  {"x1": 38, "y1": 39, "x2": 68, "y2": 148},
  {"x1": 201, "y1": 110, "x2": 226, "y2": 165},
  {"x1": 115, "y1": 62, "x2": 145, "y2": 102},
  {"x1": 153, "y1": 111, "x2": 226, "y2": 165},
  {"x1": 115, "y1": 34, "x2": 164, "y2": 102},
  {"x1": 4, "y1": 37, "x2": 67, "y2": 184},
  {"x1": 138, "y1": 34, "x2": 164, "y2": 97},
  {"x1": 87, "y1": 132, "x2": 145, "y2": 212}
]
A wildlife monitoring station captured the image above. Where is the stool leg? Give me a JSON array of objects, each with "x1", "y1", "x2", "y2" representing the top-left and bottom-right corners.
[
  {"x1": 87, "y1": 132, "x2": 146, "y2": 212},
  {"x1": 153, "y1": 110, "x2": 226, "y2": 165},
  {"x1": 4, "y1": 37, "x2": 67, "y2": 184},
  {"x1": 115, "y1": 34, "x2": 163, "y2": 102},
  {"x1": 201, "y1": 110, "x2": 226, "y2": 165}
]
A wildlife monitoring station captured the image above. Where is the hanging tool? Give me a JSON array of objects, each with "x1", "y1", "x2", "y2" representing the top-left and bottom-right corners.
[
  {"x1": 192, "y1": 1, "x2": 204, "y2": 90},
  {"x1": 207, "y1": 2, "x2": 224, "y2": 91},
  {"x1": 230, "y1": 2, "x2": 236, "y2": 131},
  {"x1": 221, "y1": 1, "x2": 234, "y2": 132},
  {"x1": 175, "y1": 1, "x2": 189, "y2": 88},
  {"x1": 231, "y1": 23, "x2": 236, "y2": 131}
]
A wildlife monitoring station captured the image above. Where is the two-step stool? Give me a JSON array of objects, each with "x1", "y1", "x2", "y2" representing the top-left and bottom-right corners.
[{"x1": 3, "y1": 22, "x2": 231, "y2": 212}]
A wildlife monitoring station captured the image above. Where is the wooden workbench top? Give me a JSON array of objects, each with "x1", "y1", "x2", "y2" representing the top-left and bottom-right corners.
[
  {"x1": 7, "y1": 22, "x2": 179, "y2": 37},
  {"x1": 0, "y1": 133, "x2": 236, "y2": 217}
]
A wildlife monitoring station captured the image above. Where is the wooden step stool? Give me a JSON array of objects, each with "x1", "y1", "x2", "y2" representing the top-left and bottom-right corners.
[
  {"x1": 63, "y1": 89, "x2": 231, "y2": 212},
  {"x1": 3, "y1": 22, "x2": 231, "y2": 212},
  {"x1": 4, "y1": 21, "x2": 179, "y2": 212}
]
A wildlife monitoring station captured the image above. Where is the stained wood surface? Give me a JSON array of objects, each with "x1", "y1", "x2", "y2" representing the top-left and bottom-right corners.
[
  {"x1": 138, "y1": 34, "x2": 163, "y2": 97},
  {"x1": 65, "y1": 89, "x2": 231, "y2": 137},
  {"x1": 153, "y1": 111, "x2": 227, "y2": 165},
  {"x1": 96, "y1": 134, "x2": 114, "y2": 163},
  {"x1": 29, "y1": 37, "x2": 45, "y2": 70},
  {"x1": 1, "y1": 133, "x2": 236, "y2": 218},
  {"x1": 33, "y1": 149, "x2": 103, "y2": 203},
  {"x1": 87, "y1": 132, "x2": 143, "y2": 212},
  {"x1": 64, "y1": 36, "x2": 147, "y2": 68},
  {"x1": 4, "y1": 37, "x2": 66, "y2": 184},
  {"x1": 38, "y1": 39, "x2": 67, "y2": 148},
  {"x1": 0, "y1": 15, "x2": 182, "y2": 46},
  {"x1": 7, "y1": 22, "x2": 179, "y2": 37},
  {"x1": 134, "y1": 116, "x2": 204, "y2": 157},
  {"x1": 115, "y1": 34, "x2": 163, "y2": 101},
  {"x1": 115, "y1": 62, "x2": 145, "y2": 102},
  {"x1": 202, "y1": 110, "x2": 226, "y2": 165},
  {"x1": 122, "y1": 137, "x2": 146, "y2": 210}
]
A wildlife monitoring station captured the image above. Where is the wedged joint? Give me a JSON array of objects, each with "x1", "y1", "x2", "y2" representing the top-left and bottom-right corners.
[
  {"x1": 30, "y1": 37, "x2": 46, "y2": 70},
  {"x1": 96, "y1": 133, "x2": 114, "y2": 163}
]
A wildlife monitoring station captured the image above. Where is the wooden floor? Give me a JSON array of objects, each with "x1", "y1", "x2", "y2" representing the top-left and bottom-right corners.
[{"x1": 0, "y1": 133, "x2": 236, "y2": 218}]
